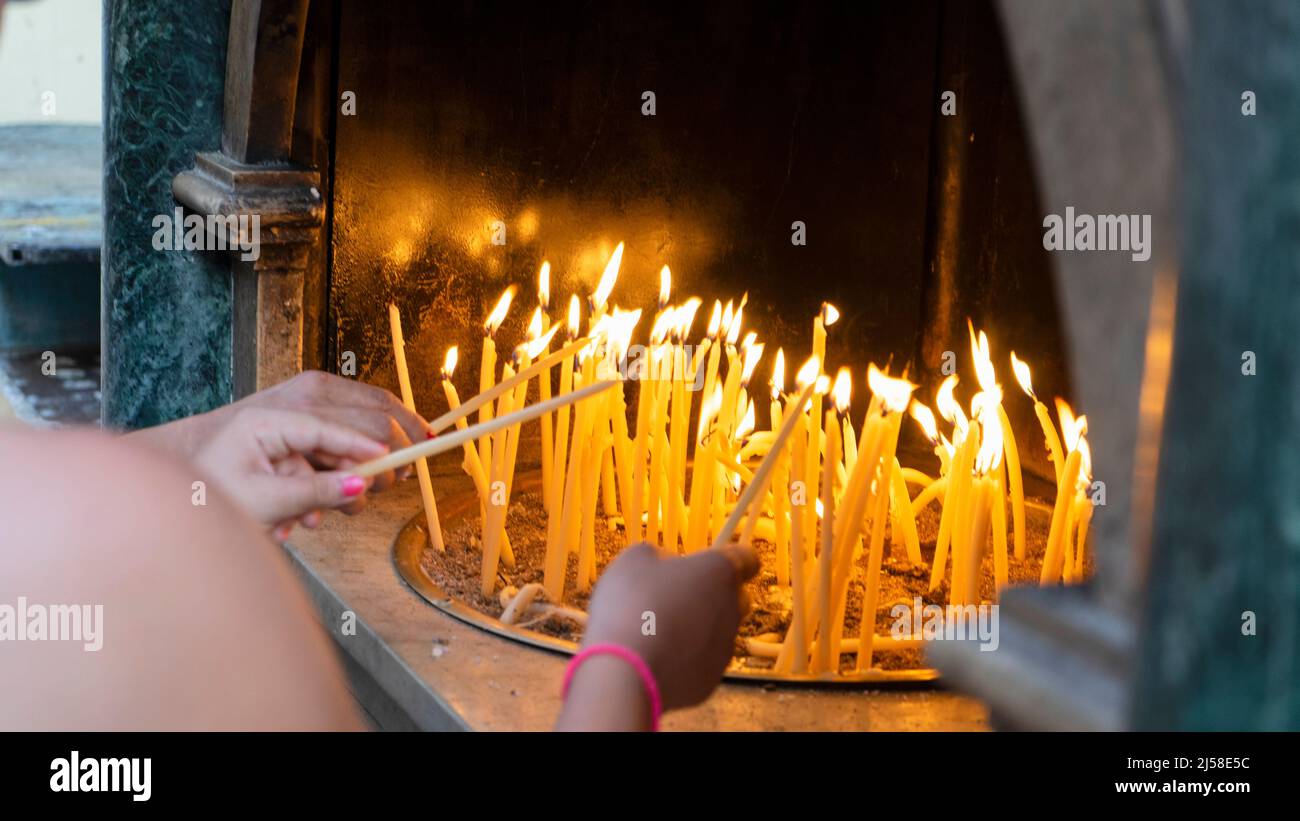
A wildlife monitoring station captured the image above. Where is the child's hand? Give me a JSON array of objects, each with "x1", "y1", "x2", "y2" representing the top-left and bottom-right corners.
[
  {"x1": 559, "y1": 542, "x2": 759, "y2": 728},
  {"x1": 193, "y1": 407, "x2": 388, "y2": 534}
]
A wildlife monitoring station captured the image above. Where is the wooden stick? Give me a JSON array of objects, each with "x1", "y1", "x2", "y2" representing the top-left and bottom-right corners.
[
  {"x1": 427, "y1": 337, "x2": 589, "y2": 436},
  {"x1": 708, "y1": 381, "x2": 816, "y2": 551},
  {"x1": 353, "y1": 379, "x2": 619, "y2": 478}
]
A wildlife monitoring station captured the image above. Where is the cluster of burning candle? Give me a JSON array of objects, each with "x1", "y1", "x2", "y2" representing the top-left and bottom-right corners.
[{"x1": 376, "y1": 242, "x2": 1095, "y2": 674}]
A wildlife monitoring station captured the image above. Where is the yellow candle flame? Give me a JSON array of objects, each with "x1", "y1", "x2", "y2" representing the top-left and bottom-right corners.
[
  {"x1": 484, "y1": 285, "x2": 517, "y2": 336},
  {"x1": 1009, "y1": 351, "x2": 1036, "y2": 400},
  {"x1": 974, "y1": 402, "x2": 1004, "y2": 473},
  {"x1": 650, "y1": 308, "x2": 674, "y2": 346},
  {"x1": 936, "y1": 374, "x2": 969, "y2": 436},
  {"x1": 1057, "y1": 397, "x2": 1082, "y2": 451},
  {"x1": 815, "y1": 374, "x2": 831, "y2": 394},
  {"x1": 832, "y1": 367, "x2": 852, "y2": 414},
  {"x1": 970, "y1": 389, "x2": 1003, "y2": 421},
  {"x1": 721, "y1": 300, "x2": 735, "y2": 338},
  {"x1": 736, "y1": 399, "x2": 756, "y2": 439},
  {"x1": 867, "y1": 364, "x2": 916, "y2": 414},
  {"x1": 442, "y1": 346, "x2": 459, "y2": 380},
  {"x1": 566, "y1": 294, "x2": 581, "y2": 339},
  {"x1": 741, "y1": 343, "x2": 765, "y2": 386},
  {"x1": 592, "y1": 241, "x2": 624, "y2": 311},
  {"x1": 538, "y1": 261, "x2": 551, "y2": 309},
  {"x1": 968, "y1": 320, "x2": 1000, "y2": 396},
  {"x1": 726, "y1": 305, "x2": 744, "y2": 346},
  {"x1": 740, "y1": 331, "x2": 757, "y2": 352},
  {"x1": 527, "y1": 306, "x2": 544, "y2": 341},
  {"x1": 659, "y1": 265, "x2": 672, "y2": 309},
  {"x1": 675, "y1": 297, "x2": 702, "y2": 342},
  {"x1": 605, "y1": 307, "x2": 642, "y2": 361},
  {"x1": 909, "y1": 400, "x2": 939, "y2": 443},
  {"x1": 525, "y1": 322, "x2": 561, "y2": 360},
  {"x1": 821, "y1": 301, "x2": 840, "y2": 326},
  {"x1": 796, "y1": 355, "x2": 821, "y2": 389},
  {"x1": 770, "y1": 348, "x2": 785, "y2": 400},
  {"x1": 698, "y1": 384, "x2": 723, "y2": 440},
  {"x1": 707, "y1": 300, "x2": 723, "y2": 339}
]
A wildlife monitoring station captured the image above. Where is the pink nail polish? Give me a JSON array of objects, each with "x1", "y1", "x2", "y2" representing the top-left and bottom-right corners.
[{"x1": 342, "y1": 476, "x2": 366, "y2": 497}]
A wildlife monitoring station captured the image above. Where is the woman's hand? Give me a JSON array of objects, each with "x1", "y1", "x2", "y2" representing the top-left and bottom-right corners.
[
  {"x1": 129, "y1": 371, "x2": 429, "y2": 494},
  {"x1": 193, "y1": 407, "x2": 388, "y2": 535},
  {"x1": 556, "y1": 542, "x2": 759, "y2": 730}
]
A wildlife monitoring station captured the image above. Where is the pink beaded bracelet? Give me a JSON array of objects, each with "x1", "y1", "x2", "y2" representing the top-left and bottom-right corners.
[{"x1": 561, "y1": 643, "x2": 663, "y2": 732}]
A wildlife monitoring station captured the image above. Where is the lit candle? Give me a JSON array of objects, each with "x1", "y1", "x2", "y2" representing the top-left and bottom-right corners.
[
  {"x1": 586, "y1": 246, "x2": 623, "y2": 526},
  {"x1": 589, "y1": 241, "x2": 624, "y2": 320},
  {"x1": 480, "y1": 358, "x2": 516, "y2": 596},
  {"x1": 769, "y1": 350, "x2": 790, "y2": 586},
  {"x1": 854, "y1": 367, "x2": 913, "y2": 670},
  {"x1": 803, "y1": 303, "x2": 838, "y2": 560},
  {"x1": 543, "y1": 298, "x2": 581, "y2": 598},
  {"x1": 537, "y1": 263, "x2": 555, "y2": 513},
  {"x1": 427, "y1": 336, "x2": 588, "y2": 436},
  {"x1": 646, "y1": 340, "x2": 671, "y2": 544},
  {"x1": 440, "y1": 347, "x2": 512, "y2": 566},
  {"x1": 855, "y1": 414, "x2": 901, "y2": 671},
  {"x1": 819, "y1": 410, "x2": 882, "y2": 666},
  {"x1": 812, "y1": 404, "x2": 841, "y2": 675},
  {"x1": 549, "y1": 298, "x2": 580, "y2": 518},
  {"x1": 965, "y1": 323, "x2": 1025, "y2": 565},
  {"x1": 958, "y1": 398, "x2": 1003, "y2": 605},
  {"x1": 948, "y1": 418, "x2": 981, "y2": 605},
  {"x1": 1011, "y1": 352, "x2": 1065, "y2": 485},
  {"x1": 664, "y1": 296, "x2": 691, "y2": 551},
  {"x1": 1039, "y1": 400, "x2": 1084, "y2": 584},
  {"x1": 785, "y1": 409, "x2": 810, "y2": 675},
  {"x1": 478, "y1": 286, "x2": 516, "y2": 475},
  {"x1": 604, "y1": 310, "x2": 641, "y2": 546},
  {"x1": 709, "y1": 308, "x2": 747, "y2": 537},
  {"x1": 929, "y1": 375, "x2": 970, "y2": 592},
  {"x1": 628, "y1": 313, "x2": 664, "y2": 545},
  {"x1": 388, "y1": 304, "x2": 445, "y2": 552}
]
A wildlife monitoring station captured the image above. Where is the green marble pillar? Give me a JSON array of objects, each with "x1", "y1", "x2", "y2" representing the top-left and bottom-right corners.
[
  {"x1": 101, "y1": 0, "x2": 233, "y2": 429},
  {"x1": 1133, "y1": 0, "x2": 1300, "y2": 729}
]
